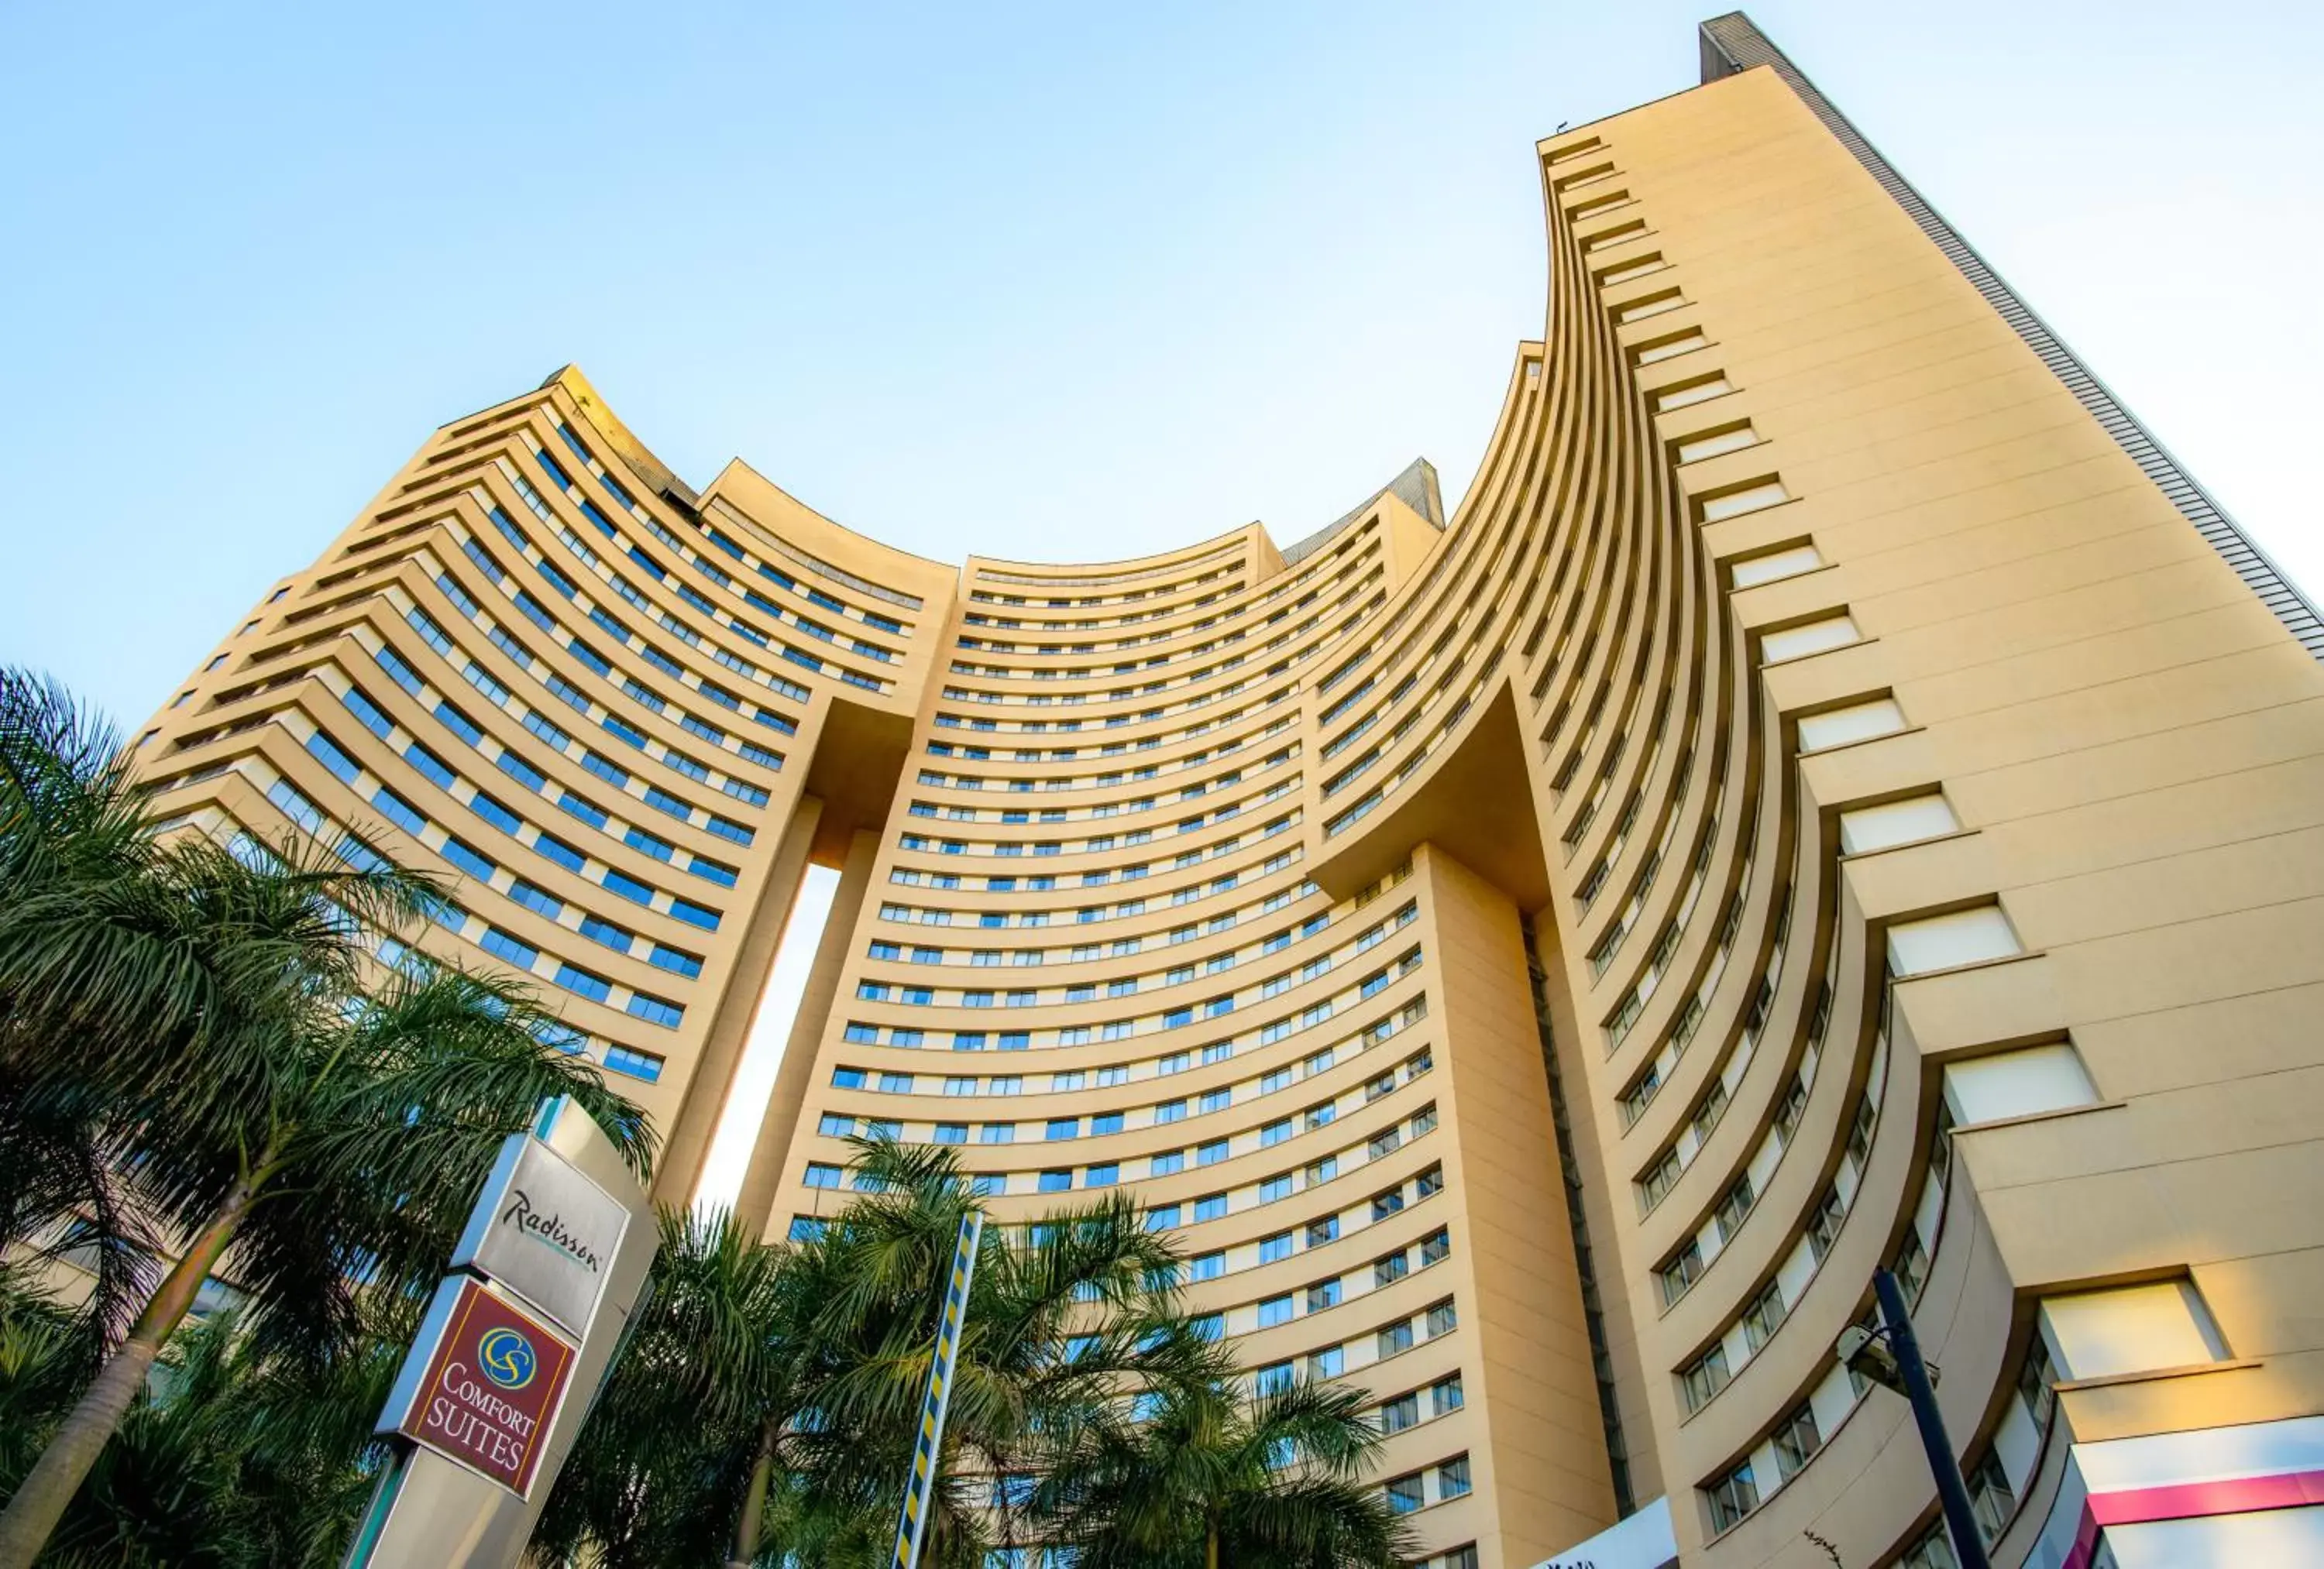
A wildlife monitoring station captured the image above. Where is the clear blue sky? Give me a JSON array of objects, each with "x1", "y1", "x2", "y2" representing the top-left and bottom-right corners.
[{"x1": 5, "y1": 1, "x2": 2318, "y2": 726}]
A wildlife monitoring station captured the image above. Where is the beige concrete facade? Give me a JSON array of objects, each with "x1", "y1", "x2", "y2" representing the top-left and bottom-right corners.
[{"x1": 128, "y1": 15, "x2": 2324, "y2": 1567}]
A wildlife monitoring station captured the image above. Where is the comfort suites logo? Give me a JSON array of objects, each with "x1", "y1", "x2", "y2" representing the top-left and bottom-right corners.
[
  {"x1": 498, "y1": 1186, "x2": 606, "y2": 1275},
  {"x1": 477, "y1": 1326, "x2": 538, "y2": 1390},
  {"x1": 395, "y1": 1279, "x2": 575, "y2": 1495}
]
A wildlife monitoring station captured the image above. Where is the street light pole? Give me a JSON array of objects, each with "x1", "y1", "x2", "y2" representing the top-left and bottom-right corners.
[{"x1": 1871, "y1": 1267, "x2": 1991, "y2": 1569}]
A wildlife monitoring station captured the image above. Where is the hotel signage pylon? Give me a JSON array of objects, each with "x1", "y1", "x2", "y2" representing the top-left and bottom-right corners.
[{"x1": 342, "y1": 1097, "x2": 657, "y2": 1569}]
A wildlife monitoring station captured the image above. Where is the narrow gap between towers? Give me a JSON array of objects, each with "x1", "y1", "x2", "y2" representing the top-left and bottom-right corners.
[{"x1": 693, "y1": 863, "x2": 843, "y2": 1213}]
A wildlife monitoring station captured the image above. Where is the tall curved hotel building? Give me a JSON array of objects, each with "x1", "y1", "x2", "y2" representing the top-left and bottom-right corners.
[{"x1": 126, "y1": 15, "x2": 2324, "y2": 1569}]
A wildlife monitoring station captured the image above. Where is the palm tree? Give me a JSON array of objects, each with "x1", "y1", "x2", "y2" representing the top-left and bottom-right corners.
[
  {"x1": 1035, "y1": 1374, "x2": 1413, "y2": 1569},
  {"x1": 0, "y1": 667, "x2": 654, "y2": 1568},
  {"x1": 535, "y1": 1205, "x2": 810, "y2": 1569},
  {"x1": 0, "y1": 670, "x2": 164, "y2": 1348},
  {"x1": 541, "y1": 1138, "x2": 1227, "y2": 1569},
  {"x1": 0, "y1": 1262, "x2": 411, "y2": 1569},
  {"x1": 782, "y1": 1138, "x2": 1227, "y2": 1569}
]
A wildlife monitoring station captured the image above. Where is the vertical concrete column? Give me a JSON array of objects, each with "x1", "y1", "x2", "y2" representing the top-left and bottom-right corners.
[{"x1": 1417, "y1": 842, "x2": 1618, "y2": 1566}]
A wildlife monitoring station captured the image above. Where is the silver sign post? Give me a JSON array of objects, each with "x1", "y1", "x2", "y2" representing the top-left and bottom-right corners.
[{"x1": 342, "y1": 1096, "x2": 658, "y2": 1569}]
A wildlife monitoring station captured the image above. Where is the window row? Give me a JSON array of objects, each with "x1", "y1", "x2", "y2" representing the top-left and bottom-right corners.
[{"x1": 301, "y1": 687, "x2": 724, "y2": 932}]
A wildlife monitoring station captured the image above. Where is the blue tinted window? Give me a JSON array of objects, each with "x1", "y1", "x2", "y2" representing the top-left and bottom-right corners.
[
  {"x1": 375, "y1": 645, "x2": 424, "y2": 696},
  {"x1": 496, "y1": 752, "x2": 547, "y2": 793},
  {"x1": 624, "y1": 828, "x2": 674, "y2": 862},
  {"x1": 535, "y1": 561, "x2": 579, "y2": 599},
  {"x1": 669, "y1": 898, "x2": 720, "y2": 931},
  {"x1": 341, "y1": 687, "x2": 394, "y2": 739},
  {"x1": 480, "y1": 928, "x2": 538, "y2": 969},
  {"x1": 627, "y1": 993, "x2": 684, "y2": 1028},
  {"x1": 513, "y1": 591, "x2": 554, "y2": 631},
  {"x1": 645, "y1": 786, "x2": 691, "y2": 821},
  {"x1": 546, "y1": 676, "x2": 592, "y2": 714},
  {"x1": 267, "y1": 780, "x2": 321, "y2": 834},
  {"x1": 414, "y1": 604, "x2": 458, "y2": 646},
  {"x1": 306, "y1": 731, "x2": 359, "y2": 784},
  {"x1": 373, "y1": 786, "x2": 427, "y2": 836},
  {"x1": 600, "y1": 716, "x2": 647, "y2": 750},
  {"x1": 469, "y1": 793, "x2": 521, "y2": 835},
  {"x1": 554, "y1": 964, "x2": 611, "y2": 1003},
  {"x1": 580, "y1": 753, "x2": 627, "y2": 788},
  {"x1": 534, "y1": 1021, "x2": 586, "y2": 1056},
  {"x1": 460, "y1": 537, "x2": 504, "y2": 581},
  {"x1": 435, "y1": 702, "x2": 483, "y2": 747},
  {"x1": 507, "y1": 881, "x2": 561, "y2": 918},
  {"x1": 440, "y1": 837, "x2": 496, "y2": 880},
  {"x1": 602, "y1": 869, "x2": 655, "y2": 905},
  {"x1": 534, "y1": 833, "x2": 586, "y2": 874},
  {"x1": 580, "y1": 915, "x2": 634, "y2": 953},
  {"x1": 688, "y1": 857, "x2": 738, "y2": 888},
  {"x1": 404, "y1": 743, "x2": 456, "y2": 788},
  {"x1": 649, "y1": 945, "x2": 703, "y2": 980},
  {"x1": 604, "y1": 1045, "x2": 663, "y2": 1082},
  {"x1": 489, "y1": 506, "x2": 529, "y2": 551}
]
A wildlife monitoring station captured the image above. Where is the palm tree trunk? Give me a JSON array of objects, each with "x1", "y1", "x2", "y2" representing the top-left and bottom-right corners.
[
  {"x1": 725, "y1": 1418, "x2": 778, "y2": 1569},
  {"x1": 0, "y1": 1172, "x2": 257, "y2": 1569},
  {"x1": 1206, "y1": 1514, "x2": 1220, "y2": 1569}
]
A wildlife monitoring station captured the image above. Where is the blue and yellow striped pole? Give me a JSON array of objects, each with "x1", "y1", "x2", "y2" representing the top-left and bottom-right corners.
[{"x1": 889, "y1": 1210, "x2": 984, "y2": 1569}]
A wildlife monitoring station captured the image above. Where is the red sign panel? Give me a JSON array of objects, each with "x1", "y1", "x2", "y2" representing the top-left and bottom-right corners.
[{"x1": 395, "y1": 1278, "x2": 577, "y2": 1495}]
